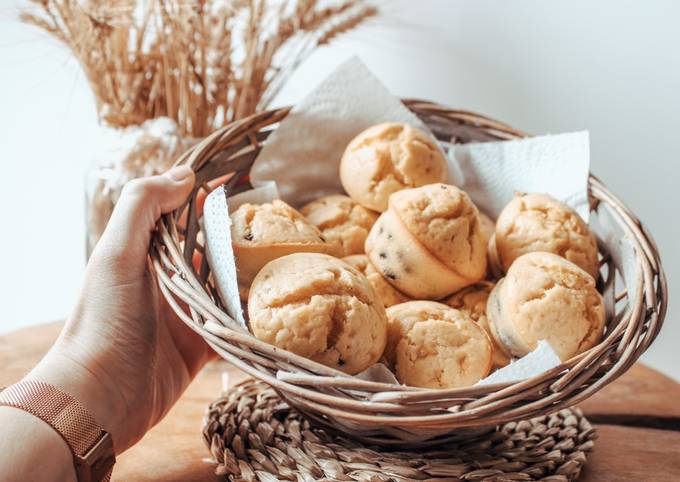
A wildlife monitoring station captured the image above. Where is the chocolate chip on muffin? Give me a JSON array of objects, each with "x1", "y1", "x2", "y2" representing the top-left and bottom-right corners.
[{"x1": 343, "y1": 254, "x2": 411, "y2": 308}]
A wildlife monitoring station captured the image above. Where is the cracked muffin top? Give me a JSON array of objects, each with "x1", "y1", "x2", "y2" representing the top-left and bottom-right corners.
[
  {"x1": 493, "y1": 193, "x2": 599, "y2": 279},
  {"x1": 389, "y1": 183, "x2": 488, "y2": 280},
  {"x1": 384, "y1": 301, "x2": 492, "y2": 388},
  {"x1": 231, "y1": 200, "x2": 326, "y2": 247},
  {"x1": 340, "y1": 122, "x2": 447, "y2": 212},
  {"x1": 248, "y1": 253, "x2": 387, "y2": 375},
  {"x1": 300, "y1": 194, "x2": 378, "y2": 257},
  {"x1": 487, "y1": 252, "x2": 605, "y2": 361}
]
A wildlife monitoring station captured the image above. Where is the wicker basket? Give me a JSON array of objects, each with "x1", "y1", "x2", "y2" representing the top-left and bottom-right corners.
[{"x1": 151, "y1": 99, "x2": 668, "y2": 446}]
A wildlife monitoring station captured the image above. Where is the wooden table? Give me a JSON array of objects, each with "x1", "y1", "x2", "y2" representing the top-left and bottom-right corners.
[{"x1": 2, "y1": 322, "x2": 679, "y2": 481}]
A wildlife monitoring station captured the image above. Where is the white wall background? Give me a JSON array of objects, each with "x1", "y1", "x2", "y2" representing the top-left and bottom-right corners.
[{"x1": 1, "y1": 1, "x2": 677, "y2": 379}]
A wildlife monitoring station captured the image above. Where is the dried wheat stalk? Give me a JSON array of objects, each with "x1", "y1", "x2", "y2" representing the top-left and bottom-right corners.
[{"x1": 21, "y1": 0, "x2": 377, "y2": 137}]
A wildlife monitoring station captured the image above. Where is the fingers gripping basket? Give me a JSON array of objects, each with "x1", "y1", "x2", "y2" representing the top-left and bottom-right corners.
[{"x1": 151, "y1": 100, "x2": 668, "y2": 445}]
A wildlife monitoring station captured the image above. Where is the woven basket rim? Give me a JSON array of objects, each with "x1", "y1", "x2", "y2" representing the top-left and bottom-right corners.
[{"x1": 151, "y1": 99, "x2": 668, "y2": 443}]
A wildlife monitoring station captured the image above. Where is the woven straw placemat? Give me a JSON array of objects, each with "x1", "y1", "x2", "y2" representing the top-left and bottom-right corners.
[{"x1": 202, "y1": 380, "x2": 596, "y2": 482}]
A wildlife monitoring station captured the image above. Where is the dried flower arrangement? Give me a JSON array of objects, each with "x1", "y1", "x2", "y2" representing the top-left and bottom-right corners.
[{"x1": 21, "y1": 0, "x2": 377, "y2": 254}]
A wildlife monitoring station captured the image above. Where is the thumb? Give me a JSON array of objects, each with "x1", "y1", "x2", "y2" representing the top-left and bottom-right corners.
[{"x1": 93, "y1": 165, "x2": 195, "y2": 272}]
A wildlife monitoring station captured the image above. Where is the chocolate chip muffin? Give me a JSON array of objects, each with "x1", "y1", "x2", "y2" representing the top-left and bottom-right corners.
[
  {"x1": 231, "y1": 200, "x2": 328, "y2": 295},
  {"x1": 343, "y1": 254, "x2": 411, "y2": 308},
  {"x1": 365, "y1": 183, "x2": 488, "y2": 299}
]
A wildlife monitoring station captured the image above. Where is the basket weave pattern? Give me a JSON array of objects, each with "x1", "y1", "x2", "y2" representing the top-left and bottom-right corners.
[
  {"x1": 151, "y1": 100, "x2": 667, "y2": 444},
  {"x1": 203, "y1": 379, "x2": 596, "y2": 481}
]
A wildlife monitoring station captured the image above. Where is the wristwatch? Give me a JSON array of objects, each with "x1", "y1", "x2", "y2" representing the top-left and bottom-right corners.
[{"x1": 0, "y1": 380, "x2": 116, "y2": 482}]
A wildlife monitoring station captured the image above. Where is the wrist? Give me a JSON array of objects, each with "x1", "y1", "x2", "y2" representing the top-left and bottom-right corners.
[{"x1": 27, "y1": 348, "x2": 125, "y2": 450}]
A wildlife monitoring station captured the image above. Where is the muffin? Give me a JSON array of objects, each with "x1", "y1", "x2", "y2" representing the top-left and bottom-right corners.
[
  {"x1": 340, "y1": 123, "x2": 448, "y2": 212},
  {"x1": 248, "y1": 253, "x2": 387, "y2": 375},
  {"x1": 479, "y1": 212, "x2": 495, "y2": 248},
  {"x1": 491, "y1": 193, "x2": 599, "y2": 279},
  {"x1": 384, "y1": 301, "x2": 492, "y2": 388},
  {"x1": 300, "y1": 194, "x2": 378, "y2": 257},
  {"x1": 231, "y1": 200, "x2": 328, "y2": 294},
  {"x1": 444, "y1": 282, "x2": 510, "y2": 368},
  {"x1": 365, "y1": 183, "x2": 488, "y2": 299},
  {"x1": 343, "y1": 254, "x2": 411, "y2": 308},
  {"x1": 478, "y1": 212, "x2": 499, "y2": 280},
  {"x1": 487, "y1": 252, "x2": 605, "y2": 362},
  {"x1": 487, "y1": 234, "x2": 504, "y2": 280}
]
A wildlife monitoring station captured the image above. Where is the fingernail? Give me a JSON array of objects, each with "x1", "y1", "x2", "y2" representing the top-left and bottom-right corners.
[{"x1": 165, "y1": 165, "x2": 193, "y2": 182}]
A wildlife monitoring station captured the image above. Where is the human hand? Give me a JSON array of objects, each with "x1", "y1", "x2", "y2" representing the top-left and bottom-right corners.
[{"x1": 29, "y1": 165, "x2": 214, "y2": 453}]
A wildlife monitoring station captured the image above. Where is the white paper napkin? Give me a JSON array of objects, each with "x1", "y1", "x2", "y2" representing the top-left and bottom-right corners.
[
  {"x1": 251, "y1": 57, "x2": 431, "y2": 207},
  {"x1": 476, "y1": 340, "x2": 562, "y2": 386},
  {"x1": 202, "y1": 186, "x2": 247, "y2": 329},
  {"x1": 447, "y1": 132, "x2": 591, "y2": 219}
]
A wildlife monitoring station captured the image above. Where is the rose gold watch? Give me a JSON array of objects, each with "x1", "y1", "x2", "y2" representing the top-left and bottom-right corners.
[{"x1": 0, "y1": 380, "x2": 116, "y2": 482}]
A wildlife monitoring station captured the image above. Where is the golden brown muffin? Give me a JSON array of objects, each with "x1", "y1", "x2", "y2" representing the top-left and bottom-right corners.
[
  {"x1": 343, "y1": 254, "x2": 411, "y2": 308},
  {"x1": 339, "y1": 123, "x2": 448, "y2": 212},
  {"x1": 487, "y1": 233, "x2": 504, "y2": 280},
  {"x1": 492, "y1": 193, "x2": 599, "y2": 279},
  {"x1": 384, "y1": 301, "x2": 492, "y2": 388},
  {"x1": 300, "y1": 194, "x2": 378, "y2": 257},
  {"x1": 487, "y1": 252, "x2": 605, "y2": 362},
  {"x1": 231, "y1": 200, "x2": 329, "y2": 295},
  {"x1": 478, "y1": 212, "x2": 499, "y2": 280},
  {"x1": 248, "y1": 253, "x2": 387, "y2": 375},
  {"x1": 365, "y1": 183, "x2": 488, "y2": 299},
  {"x1": 444, "y1": 282, "x2": 510, "y2": 368},
  {"x1": 479, "y1": 212, "x2": 495, "y2": 248}
]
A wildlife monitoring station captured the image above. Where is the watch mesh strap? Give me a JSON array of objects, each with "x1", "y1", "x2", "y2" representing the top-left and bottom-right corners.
[{"x1": 0, "y1": 380, "x2": 114, "y2": 481}]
